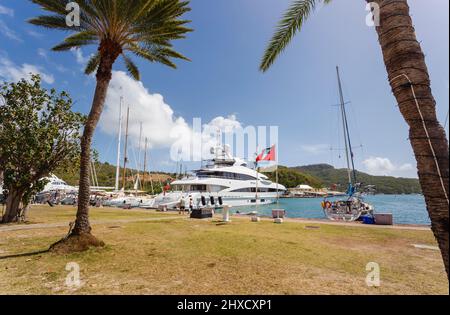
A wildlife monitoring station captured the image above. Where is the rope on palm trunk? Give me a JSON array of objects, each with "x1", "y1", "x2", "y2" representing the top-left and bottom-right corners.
[{"x1": 390, "y1": 74, "x2": 449, "y2": 205}]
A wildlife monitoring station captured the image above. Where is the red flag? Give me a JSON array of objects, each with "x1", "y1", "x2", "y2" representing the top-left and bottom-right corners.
[{"x1": 256, "y1": 145, "x2": 276, "y2": 162}]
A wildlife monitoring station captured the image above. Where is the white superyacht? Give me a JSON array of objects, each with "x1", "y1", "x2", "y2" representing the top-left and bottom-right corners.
[{"x1": 148, "y1": 145, "x2": 286, "y2": 210}]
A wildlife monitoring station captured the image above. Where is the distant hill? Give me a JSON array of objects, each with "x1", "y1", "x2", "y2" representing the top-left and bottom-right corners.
[
  {"x1": 55, "y1": 162, "x2": 323, "y2": 192},
  {"x1": 266, "y1": 166, "x2": 323, "y2": 189},
  {"x1": 55, "y1": 161, "x2": 174, "y2": 194},
  {"x1": 292, "y1": 164, "x2": 421, "y2": 195},
  {"x1": 55, "y1": 162, "x2": 420, "y2": 195}
]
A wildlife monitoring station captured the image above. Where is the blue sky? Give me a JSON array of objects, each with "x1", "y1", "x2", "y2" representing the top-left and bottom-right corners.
[{"x1": 0, "y1": 0, "x2": 448, "y2": 178}]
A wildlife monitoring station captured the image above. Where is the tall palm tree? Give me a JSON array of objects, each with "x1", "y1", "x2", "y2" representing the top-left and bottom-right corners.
[
  {"x1": 29, "y1": 0, "x2": 192, "y2": 248},
  {"x1": 261, "y1": 0, "x2": 449, "y2": 279}
]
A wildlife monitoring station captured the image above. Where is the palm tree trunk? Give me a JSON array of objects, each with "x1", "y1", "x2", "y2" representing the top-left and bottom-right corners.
[
  {"x1": 369, "y1": 0, "x2": 449, "y2": 279},
  {"x1": 71, "y1": 51, "x2": 117, "y2": 236}
]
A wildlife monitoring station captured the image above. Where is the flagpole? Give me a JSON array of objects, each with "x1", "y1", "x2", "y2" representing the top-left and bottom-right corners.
[
  {"x1": 255, "y1": 147, "x2": 259, "y2": 213},
  {"x1": 256, "y1": 167, "x2": 259, "y2": 211},
  {"x1": 276, "y1": 167, "x2": 279, "y2": 204}
]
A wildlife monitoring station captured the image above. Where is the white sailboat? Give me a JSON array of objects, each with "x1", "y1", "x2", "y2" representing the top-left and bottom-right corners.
[
  {"x1": 321, "y1": 67, "x2": 374, "y2": 222},
  {"x1": 104, "y1": 103, "x2": 151, "y2": 208}
]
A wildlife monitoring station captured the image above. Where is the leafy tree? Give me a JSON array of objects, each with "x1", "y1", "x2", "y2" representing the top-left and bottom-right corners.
[
  {"x1": 260, "y1": 0, "x2": 449, "y2": 278},
  {"x1": 0, "y1": 75, "x2": 84, "y2": 223},
  {"x1": 29, "y1": 0, "x2": 192, "y2": 250},
  {"x1": 266, "y1": 166, "x2": 323, "y2": 189}
]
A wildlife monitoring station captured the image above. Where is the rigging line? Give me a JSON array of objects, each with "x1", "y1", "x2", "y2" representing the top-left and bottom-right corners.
[
  {"x1": 347, "y1": 96, "x2": 366, "y2": 161},
  {"x1": 444, "y1": 108, "x2": 449, "y2": 130},
  {"x1": 390, "y1": 74, "x2": 449, "y2": 205},
  {"x1": 342, "y1": 98, "x2": 358, "y2": 184},
  {"x1": 336, "y1": 67, "x2": 356, "y2": 185},
  {"x1": 339, "y1": 69, "x2": 365, "y2": 172},
  {"x1": 93, "y1": 135, "x2": 116, "y2": 177}
]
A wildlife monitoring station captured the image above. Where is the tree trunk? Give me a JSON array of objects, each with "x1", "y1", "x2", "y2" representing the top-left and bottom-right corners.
[
  {"x1": 1, "y1": 189, "x2": 24, "y2": 223},
  {"x1": 369, "y1": 0, "x2": 449, "y2": 279},
  {"x1": 71, "y1": 49, "x2": 119, "y2": 236}
]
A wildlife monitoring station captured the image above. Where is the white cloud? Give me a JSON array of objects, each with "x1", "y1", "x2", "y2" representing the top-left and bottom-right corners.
[
  {"x1": 362, "y1": 157, "x2": 415, "y2": 177},
  {"x1": 71, "y1": 48, "x2": 91, "y2": 66},
  {"x1": 0, "y1": 5, "x2": 13, "y2": 17},
  {"x1": 38, "y1": 48, "x2": 47, "y2": 59},
  {"x1": 300, "y1": 144, "x2": 330, "y2": 154},
  {"x1": 0, "y1": 19, "x2": 22, "y2": 42},
  {"x1": 205, "y1": 115, "x2": 242, "y2": 133},
  {"x1": 100, "y1": 71, "x2": 191, "y2": 149},
  {"x1": 27, "y1": 30, "x2": 44, "y2": 39},
  {"x1": 99, "y1": 71, "x2": 244, "y2": 163},
  {"x1": 0, "y1": 55, "x2": 55, "y2": 84}
]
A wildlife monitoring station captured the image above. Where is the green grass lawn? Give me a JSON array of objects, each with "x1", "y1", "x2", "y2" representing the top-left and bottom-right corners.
[{"x1": 0, "y1": 205, "x2": 447, "y2": 295}]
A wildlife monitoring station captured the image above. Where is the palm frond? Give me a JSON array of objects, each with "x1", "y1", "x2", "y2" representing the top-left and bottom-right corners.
[
  {"x1": 30, "y1": 0, "x2": 192, "y2": 77},
  {"x1": 52, "y1": 31, "x2": 98, "y2": 51},
  {"x1": 31, "y1": 0, "x2": 71, "y2": 15},
  {"x1": 127, "y1": 44, "x2": 189, "y2": 69},
  {"x1": 85, "y1": 52, "x2": 101, "y2": 75},
  {"x1": 260, "y1": 0, "x2": 331, "y2": 72},
  {"x1": 122, "y1": 54, "x2": 140, "y2": 80},
  {"x1": 28, "y1": 15, "x2": 83, "y2": 31}
]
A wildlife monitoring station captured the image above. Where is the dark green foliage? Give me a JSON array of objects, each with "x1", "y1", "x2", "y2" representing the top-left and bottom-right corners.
[
  {"x1": 260, "y1": 0, "x2": 331, "y2": 72},
  {"x1": 266, "y1": 166, "x2": 323, "y2": 189},
  {"x1": 55, "y1": 161, "x2": 173, "y2": 194},
  {"x1": 29, "y1": 0, "x2": 193, "y2": 77},
  {"x1": 0, "y1": 75, "x2": 85, "y2": 209}
]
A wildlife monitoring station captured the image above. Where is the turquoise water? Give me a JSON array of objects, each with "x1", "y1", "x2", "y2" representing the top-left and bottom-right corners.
[{"x1": 234, "y1": 194, "x2": 430, "y2": 225}]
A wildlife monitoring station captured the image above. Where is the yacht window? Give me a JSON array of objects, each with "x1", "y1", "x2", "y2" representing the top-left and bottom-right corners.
[
  {"x1": 208, "y1": 185, "x2": 229, "y2": 192},
  {"x1": 230, "y1": 188, "x2": 280, "y2": 193},
  {"x1": 230, "y1": 188, "x2": 256, "y2": 193},
  {"x1": 197, "y1": 171, "x2": 256, "y2": 181},
  {"x1": 190, "y1": 185, "x2": 207, "y2": 192}
]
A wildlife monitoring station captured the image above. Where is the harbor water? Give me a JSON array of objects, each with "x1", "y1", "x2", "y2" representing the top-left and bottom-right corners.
[{"x1": 234, "y1": 194, "x2": 430, "y2": 225}]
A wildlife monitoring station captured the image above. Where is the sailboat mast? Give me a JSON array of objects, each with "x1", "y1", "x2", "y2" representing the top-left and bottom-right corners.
[
  {"x1": 137, "y1": 122, "x2": 143, "y2": 191},
  {"x1": 122, "y1": 106, "x2": 130, "y2": 190},
  {"x1": 143, "y1": 137, "x2": 148, "y2": 192},
  {"x1": 336, "y1": 66, "x2": 352, "y2": 185},
  {"x1": 114, "y1": 96, "x2": 123, "y2": 191},
  {"x1": 343, "y1": 100, "x2": 358, "y2": 185}
]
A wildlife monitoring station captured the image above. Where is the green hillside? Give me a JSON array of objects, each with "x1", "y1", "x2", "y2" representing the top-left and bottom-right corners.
[
  {"x1": 293, "y1": 164, "x2": 421, "y2": 195},
  {"x1": 55, "y1": 162, "x2": 174, "y2": 194},
  {"x1": 266, "y1": 166, "x2": 323, "y2": 189},
  {"x1": 54, "y1": 162, "x2": 420, "y2": 195}
]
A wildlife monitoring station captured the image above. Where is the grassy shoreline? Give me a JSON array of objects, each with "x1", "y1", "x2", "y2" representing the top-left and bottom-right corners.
[{"x1": 0, "y1": 205, "x2": 447, "y2": 295}]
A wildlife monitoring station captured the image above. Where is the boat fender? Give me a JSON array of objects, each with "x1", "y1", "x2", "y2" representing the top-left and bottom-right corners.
[
  {"x1": 201, "y1": 196, "x2": 206, "y2": 206},
  {"x1": 210, "y1": 196, "x2": 215, "y2": 205},
  {"x1": 218, "y1": 196, "x2": 223, "y2": 206},
  {"x1": 322, "y1": 201, "x2": 332, "y2": 209}
]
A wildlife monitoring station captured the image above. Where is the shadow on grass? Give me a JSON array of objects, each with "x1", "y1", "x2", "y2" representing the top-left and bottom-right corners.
[{"x1": 0, "y1": 249, "x2": 49, "y2": 260}]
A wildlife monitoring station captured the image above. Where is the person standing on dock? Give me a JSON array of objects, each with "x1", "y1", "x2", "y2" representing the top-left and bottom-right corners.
[
  {"x1": 179, "y1": 196, "x2": 186, "y2": 215},
  {"x1": 189, "y1": 196, "x2": 194, "y2": 214}
]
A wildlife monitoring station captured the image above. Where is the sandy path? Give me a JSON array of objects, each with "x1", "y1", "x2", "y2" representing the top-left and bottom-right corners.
[
  {"x1": 0, "y1": 213, "x2": 431, "y2": 233},
  {"x1": 233, "y1": 214, "x2": 431, "y2": 231}
]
